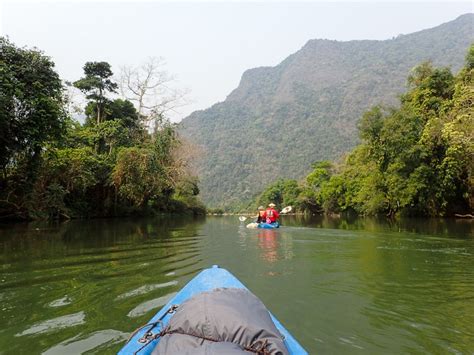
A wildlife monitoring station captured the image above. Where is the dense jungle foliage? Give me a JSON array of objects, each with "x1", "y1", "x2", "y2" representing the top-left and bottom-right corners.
[
  {"x1": 0, "y1": 38, "x2": 204, "y2": 220},
  {"x1": 181, "y1": 14, "x2": 473, "y2": 209},
  {"x1": 254, "y1": 45, "x2": 473, "y2": 217}
]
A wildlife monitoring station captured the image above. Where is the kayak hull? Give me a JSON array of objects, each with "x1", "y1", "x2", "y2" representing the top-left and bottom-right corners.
[
  {"x1": 258, "y1": 221, "x2": 280, "y2": 229},
  {"x1": 118, "y1": 265, "x2": 307, "y2": 354}
]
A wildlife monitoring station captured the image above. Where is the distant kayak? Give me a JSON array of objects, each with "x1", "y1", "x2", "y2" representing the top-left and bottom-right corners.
[
  {"x1": 118, "y1": 265, "x2": 307, "y2": 354},
  {"x1": 258, "y1": 221, "x2": 280, "y2": 229},
  {"x1": 247, "y1": 221, "x2": 280, "y2": 229}
]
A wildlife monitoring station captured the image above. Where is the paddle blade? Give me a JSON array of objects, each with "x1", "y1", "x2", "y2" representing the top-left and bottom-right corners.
[
  {"x1": 280, "y1": 206, "x2": 292, "y2": 214},
  {"x1": 239, "y1": 216, "x2": 247, "y2": 222}
]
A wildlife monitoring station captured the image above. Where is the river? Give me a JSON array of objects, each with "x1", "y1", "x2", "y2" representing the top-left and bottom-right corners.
[{"x1": 0, "y1": 215, "x2": 473, "y2": 354}]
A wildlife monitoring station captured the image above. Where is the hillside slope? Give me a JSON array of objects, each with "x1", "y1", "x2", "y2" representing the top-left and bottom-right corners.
[{"x1": 180, "y1": 14, "x2": 474, "y2": 208}]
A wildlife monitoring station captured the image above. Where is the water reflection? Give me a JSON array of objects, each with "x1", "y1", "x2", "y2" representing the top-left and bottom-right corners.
[
  {"x1": 42, "y1": 329, "x2": 128, "y2": 355},
  {"x1": 48, "y1": 296, "x2": 72, "y2": 308},
  {"x1": 257, "y1": 229, "x2": 279, "y2": 263},
  {"x1": 283, "y1": 214, "x2": 473, "y2": 238},
  {"x1": 116, "y1": 281, "x2": 178, "y2": 300},
  {"x1": 127, "y1": 292, "x2": 177, "y2": 318},
  {"x1": 16, "y1": 311, "x2": 86, "y2": 336}
]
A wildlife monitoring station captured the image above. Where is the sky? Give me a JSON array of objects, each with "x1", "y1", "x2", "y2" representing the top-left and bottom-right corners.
[{"x1": 1, "y1": 1, "x2": 472, "y2": 121}]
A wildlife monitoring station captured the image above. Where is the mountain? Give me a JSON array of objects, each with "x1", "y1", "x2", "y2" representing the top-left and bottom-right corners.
[{"x1": 179, "y1": 14, "x2": 474, "y2": 208}]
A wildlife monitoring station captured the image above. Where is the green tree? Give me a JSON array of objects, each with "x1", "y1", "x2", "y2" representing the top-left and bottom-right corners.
[
  {"x1": 112, "y1": 147, "x2": 170, "y2": 208},
  {"x1": 298, "y1": 161, "x2": 332, "y2": 213},
  {"x1": 94, "y1": 120, "x2": 129, "y2": 155},
  {"x1": 0, "y1": 37, "x2": 66, "y2": 217},
  {"x1": 0, "y1": 37, "x2": 65, "y2": 176},
  {"x1": 74, "y1": 62, "x2": 118, "y2": 125},
  {"x1": 85, "y1": 98, "x2": 140, "y2": 129},
  {"x1": 106, "y1": 99, "x2": 141, "y2": 130},
  {"x1": 257, "y1": 179, "x2": 301, "y2": 210},
  {"x1": 404, "y1": 62, "x2": 455, "y2": 117},
  {"x1": 33, "y1": 147, "x2": 109, "y2": 218}
]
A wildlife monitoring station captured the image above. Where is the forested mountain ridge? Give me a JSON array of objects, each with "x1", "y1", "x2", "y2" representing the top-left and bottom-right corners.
[{"x1": 180, "y1": 14, "x2": 474, "y2": 208}]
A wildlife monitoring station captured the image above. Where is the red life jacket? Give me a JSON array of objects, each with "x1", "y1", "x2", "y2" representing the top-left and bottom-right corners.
[{"x1": 264, "y1": 208, "x2": 279, "y2": 223}]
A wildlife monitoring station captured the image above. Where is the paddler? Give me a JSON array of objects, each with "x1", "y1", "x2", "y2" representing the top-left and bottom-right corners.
[
  {"x1": 256, "y1": 206, "x2": 266, "y2": 223},
  {"x1": 264, "y1": 203, "x2": 279, "y2": 224}
]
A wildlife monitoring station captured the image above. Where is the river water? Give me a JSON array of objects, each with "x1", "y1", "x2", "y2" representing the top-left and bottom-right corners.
[{"x1": 0, "y1": 215, "x2": 473, "y2": 354}]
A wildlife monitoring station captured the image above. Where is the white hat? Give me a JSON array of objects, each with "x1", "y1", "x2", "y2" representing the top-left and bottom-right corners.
[{"x1": 268, "y1": 203, "x2": 276, "y2": 207}]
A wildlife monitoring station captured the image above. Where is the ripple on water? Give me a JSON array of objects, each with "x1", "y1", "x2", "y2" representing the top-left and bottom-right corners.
[
  {"x1": 116, "y1": 281, "x2": 178, "y2": 300},
  {"x1": 339, "y1": 336, "x2": 364, "y2": 350},
  {"x1": 42, "y1": 329, "x2": 128, "y2": 355},
  {"x1": 48, "y1": 296, "x2": 72, "y2": 308},
  {"x1": 15, "y1": 311, "x2": 86, "y2": 336},
  {"x1": 127, "y1": 292, "x2": 177, "y2": 318}
]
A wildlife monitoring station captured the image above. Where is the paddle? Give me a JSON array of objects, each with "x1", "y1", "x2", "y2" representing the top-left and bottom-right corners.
[{"x1": 238, "y1": 206, "x2": 292, "y2": 221}]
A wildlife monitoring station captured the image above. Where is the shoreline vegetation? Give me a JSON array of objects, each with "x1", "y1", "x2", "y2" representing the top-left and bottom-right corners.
[
  {"x1": 207, "y1": 212, "x2": 474, "y2": 220},
  {"x1": 0, "y1": 37, "x2": 205, "y2": 221},
  {"x1": 1, "y1": 37, "x2": 472, "y2": 221}
]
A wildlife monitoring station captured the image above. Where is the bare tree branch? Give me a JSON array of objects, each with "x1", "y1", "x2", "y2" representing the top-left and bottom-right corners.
[{"x1": 118, "y1": 57, "x2": 189, "y2": 128}]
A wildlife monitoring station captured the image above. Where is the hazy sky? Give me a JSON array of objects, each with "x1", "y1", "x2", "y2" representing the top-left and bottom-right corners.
[{"x1": 1, "y1": 1, "x2": 472, "y2": 121}]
